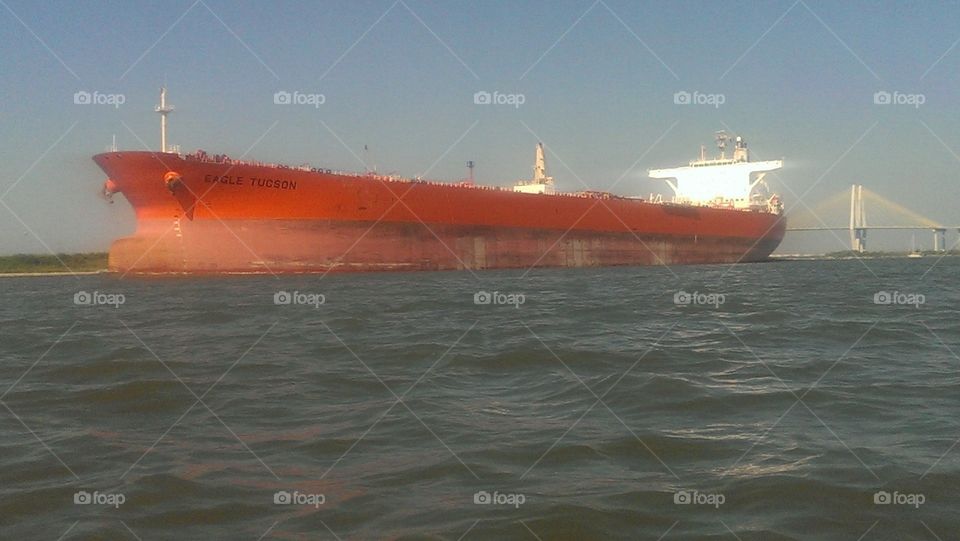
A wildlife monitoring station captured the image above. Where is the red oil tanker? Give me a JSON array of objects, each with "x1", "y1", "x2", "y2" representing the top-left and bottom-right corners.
[{"x1": 94, "y1": 89, "x2": 785, "y2": 274}]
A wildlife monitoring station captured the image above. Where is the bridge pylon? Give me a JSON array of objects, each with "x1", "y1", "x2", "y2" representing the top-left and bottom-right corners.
[
  {"x1": 850, "y1": 184, "x2": 867, "y2": 252},
  {"x1": 933, "y1": 228, "x2": 946, "y2": 252}
]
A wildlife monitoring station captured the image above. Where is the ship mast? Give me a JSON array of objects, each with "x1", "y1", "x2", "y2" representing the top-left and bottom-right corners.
[
  {"x1": 512, "y1": 142, "x2": 556, "y2": 194},
  {"x1": 533, "y1": 143, "x2": 551, "y2": 184},
  {"x1": 155, "y1": 87, "x2": 174, "y2": 153},
  {"x1": 715, "y1": 131, "x2": 729, "y2": 160}
]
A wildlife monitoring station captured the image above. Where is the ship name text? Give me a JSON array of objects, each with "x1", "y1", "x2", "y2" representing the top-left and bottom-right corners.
[{"x1": 204, "y1": 174, "x2": 298, "y2": 191}]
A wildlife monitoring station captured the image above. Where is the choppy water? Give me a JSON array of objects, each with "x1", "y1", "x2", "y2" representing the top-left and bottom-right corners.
[{"x1": 2, "y1": 258, "x2": 959, "y2": 540}]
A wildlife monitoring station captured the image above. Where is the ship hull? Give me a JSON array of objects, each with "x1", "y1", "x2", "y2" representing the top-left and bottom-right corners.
[{"x1": 94, "y1": 152, "x2": 785, "y2": 274}]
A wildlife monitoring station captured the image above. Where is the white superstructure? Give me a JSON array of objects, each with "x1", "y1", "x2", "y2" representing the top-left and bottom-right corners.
[
  {"x1": 514, "y1": 143, "x2": 556, "y2": 194},
  {"x1": 649, "y1": 132, "x2": 782, "y2": 211}
]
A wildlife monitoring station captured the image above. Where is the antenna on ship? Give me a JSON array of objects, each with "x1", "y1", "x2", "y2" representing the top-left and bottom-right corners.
[
  {"x1": 715, "y1": 130, "x2": 729, "y2": 159},
  {"x1": 466, "y1": 160, "x2": 475, "y2": 184},
  {"x1": 363, "y1": 144, "x2": 377, "y2": 174},
  {"x1": 155, "y1": 87, "x2": 174, "y2": 153}
]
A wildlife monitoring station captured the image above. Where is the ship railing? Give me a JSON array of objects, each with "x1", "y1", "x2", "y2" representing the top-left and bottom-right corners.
[
  {"x1": 181, "y1": 151, "x2": 659, "y2": 199},
  {"x1": 660, "y1": 195, "x2": 778, "y2": 213}
]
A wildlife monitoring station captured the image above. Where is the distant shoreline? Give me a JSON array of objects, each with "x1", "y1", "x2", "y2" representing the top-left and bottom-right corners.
[
  {"x1": 0, "y1": 271, "x2": 107, "y2": 277},
  {"x1": 0, "y1": 251, "x2": 954, "y2": 276},
  {"x1": 772, "y1": 251, "x2": 959, "y2": 261},
  {"x1": 0, "y1": 250, "x2": 960, "y2": 278},
  {"x1": 0, "y1": 253, "x2": 108, "y2": 275}
]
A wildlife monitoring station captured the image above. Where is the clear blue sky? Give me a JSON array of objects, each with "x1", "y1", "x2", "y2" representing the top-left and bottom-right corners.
[{"x1": 2, "y1": 0, "x2": 959, "y2": 254}]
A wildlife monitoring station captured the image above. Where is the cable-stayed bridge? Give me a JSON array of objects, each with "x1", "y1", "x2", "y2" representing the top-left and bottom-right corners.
[{"x1": 787, "y1": 185, "x2": 958, "y2": 252}]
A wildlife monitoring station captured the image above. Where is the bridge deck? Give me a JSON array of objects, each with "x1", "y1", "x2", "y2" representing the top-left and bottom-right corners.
[{"x1": 787, "y1": 226, "x2": 959, "y2": 231}]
